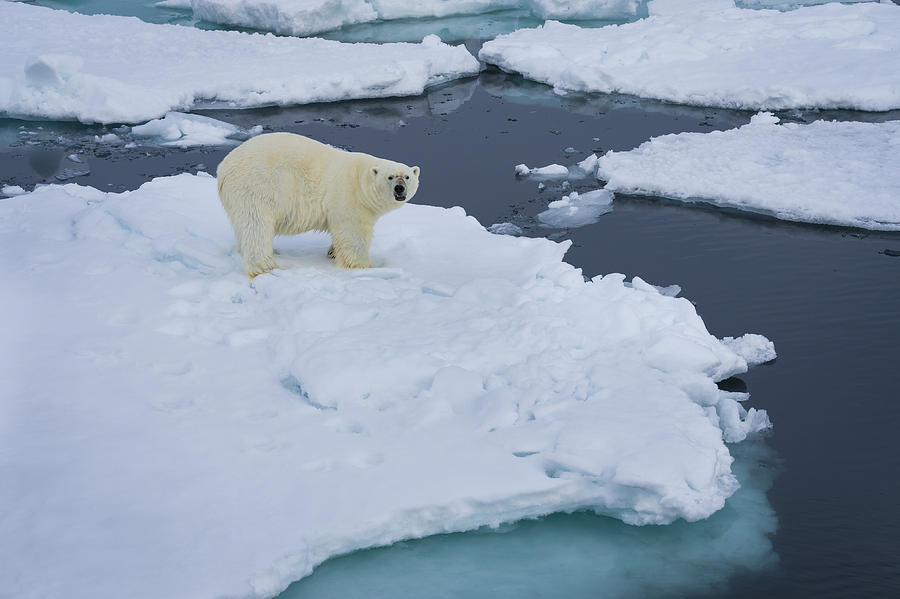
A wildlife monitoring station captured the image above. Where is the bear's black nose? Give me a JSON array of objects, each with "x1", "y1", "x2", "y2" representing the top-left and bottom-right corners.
[{"x1": 394, "y1": 184, "x2": 405, "y2": 195}]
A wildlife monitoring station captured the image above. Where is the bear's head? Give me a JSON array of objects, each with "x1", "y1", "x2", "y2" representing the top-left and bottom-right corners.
[{"x1": 371, "y1": 162, "x2": 420, "y2": 209}]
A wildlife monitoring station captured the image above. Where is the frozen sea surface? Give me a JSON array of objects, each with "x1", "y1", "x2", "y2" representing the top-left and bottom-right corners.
[
  {"x1": 0, "y1": 171, "x2": 772, "y2": 599},
  {"x1": 0, "y1": 3, "x2": 479, "y2": 124},
  {"x1": 596, "y1": 113, "x2": 900, "y2": 230},
  {"x1": 479, "y1": 0, "x2": 900, "y2": 111}
]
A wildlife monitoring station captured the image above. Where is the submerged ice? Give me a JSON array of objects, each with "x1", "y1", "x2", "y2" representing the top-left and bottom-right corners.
[{"x1": 1, "y1": 173, "x2": 772, "y2": 599}]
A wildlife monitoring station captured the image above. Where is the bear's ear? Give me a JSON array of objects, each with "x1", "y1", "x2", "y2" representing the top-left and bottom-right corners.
[
  {"x1": 412, "y1": 166, "x2": 420, "y2": 177},
  {"x1": 371, "y1": 167, "x2": 379, "y2": 176}
]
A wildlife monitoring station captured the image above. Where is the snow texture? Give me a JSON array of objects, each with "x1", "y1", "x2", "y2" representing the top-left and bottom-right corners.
[
  {"x1": 131, "y1": 112, "x2": 261, "y2": 147},
  {"x1": 188, "y1": 0, "x2": 641, "y2": 37},
  {"x1": 597, "y1": 113, "x2": 900, "y2": 231},
  {"x1": 479, "y1": 0, "x2": 900, "y2": 111},
  {"x1": 537, "y1": 189, "x2": 614, "y2": 228},
  {"x1": 0, "y1": 2, "x2": 480, "y2": 124},
  {"x1": 1, "y1": 173, "x2": 772, "y2": 599}
]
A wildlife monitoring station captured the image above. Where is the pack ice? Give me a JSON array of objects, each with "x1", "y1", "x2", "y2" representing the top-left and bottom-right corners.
[
  {"x1": 0, "y1": 2, "x2": 479, "y2": 124},
  {"x1": 187, "y1": 0, "x2": 642, "y2": 37},
  {"x1": 1, "y1": 172, "x2": 772, "y2": 598},
  {"x1": 596, "y1": 113, "x2": 900, "y2": 231},
  {"x1": 479, "y1": 0, "x2": 900, "y2": 111}
]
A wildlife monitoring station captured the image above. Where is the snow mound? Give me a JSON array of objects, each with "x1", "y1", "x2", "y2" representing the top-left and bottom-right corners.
[
  {"x1": 0, "y1": 3, "x2": 479, "y2": 124},
  {"x1": 479, "y1": 0, "x2": 900, "y2": 111},
  {"x1": 597, "y1": 114, "x2": 900, "y2": 230},
  {"x1": 537, "y1": 189, "x2": 614, "y2": 228},
  {"x1": 189, "y1": 0, "x2": 642, "y2": 37},
  {"x1": 1, "y1": 173, "x2": 772, "y2": 599}
]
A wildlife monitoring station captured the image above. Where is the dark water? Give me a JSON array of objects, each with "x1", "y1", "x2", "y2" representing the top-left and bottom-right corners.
[{"x1": 3, "y1": 72, "x2": 899, "y2": 598}]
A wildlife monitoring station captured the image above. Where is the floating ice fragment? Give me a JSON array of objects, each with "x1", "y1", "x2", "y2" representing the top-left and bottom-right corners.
[
  {"x1": 488, "y1": 222, "x2": 523, "y2": 235},
  {"x1": 721, "y1": 334, "x2": 776, "y2": 367},
  {"x1": 1, "y1": 184, "x2": 27, "y2": 196},
  {"x1": 130, "y1": 112, "x2": 257, "y2": 147},
  {"x1": 537, "y1": 189, "x2": 614, "y2": 228}
]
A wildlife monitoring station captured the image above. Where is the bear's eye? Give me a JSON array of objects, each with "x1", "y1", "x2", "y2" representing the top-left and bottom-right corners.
[
  {"x1": 405, "y1": 175, "x2": 409, "y2": 180},
  {"x1": 388, "y1": 176, "x2": 393, "y2": 180}
]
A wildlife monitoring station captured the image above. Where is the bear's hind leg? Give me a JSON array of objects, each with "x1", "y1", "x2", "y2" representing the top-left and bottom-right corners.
[{"x1": 235, "y1": 212, "x2": 277, "y2": 278}]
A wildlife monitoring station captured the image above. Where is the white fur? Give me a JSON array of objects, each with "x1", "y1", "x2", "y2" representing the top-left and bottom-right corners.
[{"x1": 216, "y1": 132, "x2": 419, "y2": 277}]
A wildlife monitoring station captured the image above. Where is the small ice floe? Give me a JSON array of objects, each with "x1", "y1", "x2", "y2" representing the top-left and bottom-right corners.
[
  {"x1": 130, "y1": 112, "x2": 259, "y2": 147},
  {"x1": 537, "y1": 188, "x2": 614, "y2": 228},
  {"x1": 487, "y1": 222, "x2": 523, "y2": 236},
  {"x1": 1, "y1": 184, "x2": 28, "y2": 196}
]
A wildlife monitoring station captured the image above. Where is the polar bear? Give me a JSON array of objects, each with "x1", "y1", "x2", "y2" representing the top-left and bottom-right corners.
[{"x1": 216, "y1": 132, "x2": 420, "y2": 278}]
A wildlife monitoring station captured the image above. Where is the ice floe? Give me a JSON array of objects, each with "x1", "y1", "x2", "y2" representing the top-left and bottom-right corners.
[
  {"x1": 0, "y1": 2, "x2": 479, "y2": 124},
  {"x1": 597, "y1": 113, "x2": 900, "y2": 230},
  {"x1": 479, "y1": 0, "x2": 900, "y2": 111},
  {"x1": 131, "y1": 112, "x2": 262, "y2": 147},
  {"x1": 188, "y1": 0, "x2": 642, "y2": 37},
  {"x1": 1, "y1": 172, "x2": 772, "y2": 599},
  {"x1": 537, "y1": 189, "x2": 614, "y2": 228}
]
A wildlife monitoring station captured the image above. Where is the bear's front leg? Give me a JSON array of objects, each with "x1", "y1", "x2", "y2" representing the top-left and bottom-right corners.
[{"x1": 329, "y1": 226, "x2": 372, "y2": 269}]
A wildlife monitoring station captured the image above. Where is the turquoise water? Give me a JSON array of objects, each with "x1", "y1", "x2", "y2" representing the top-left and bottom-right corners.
[{"x1": 281, "y1": 443, "x2": 779, "y2": 599}]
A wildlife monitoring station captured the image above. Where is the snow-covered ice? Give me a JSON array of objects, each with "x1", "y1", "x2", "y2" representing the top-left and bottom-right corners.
[
  {"x1": 188, "y1": 0, "x2": 641, "y2": 37},
  {"x1": 537, "y1": 188, "x2": 614, "y2": 228},
  {"x1": 0, "y1": 2, "x2": 479, "y2": 124},
  {"x1": 479, "y1": 0, "x2": 900, "y2": 111},
  {"x1": 131, "y1": 112, "x2": 262, "y2": 147},
  {"x1": 1, "y1": 172, "x2": 772, "y2": 599},
  {"x1": 597, "y1": 113, "x2": 900, "y2": 231}
]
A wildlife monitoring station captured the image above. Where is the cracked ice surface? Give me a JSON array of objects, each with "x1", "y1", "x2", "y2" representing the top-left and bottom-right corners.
[
  {"x1": 1, "y1": 173, "x2": 771, "y2": 599},
  {"x1": 597, "y1": 113, "x2": 900, "y2": 230},
  {"x1": 0, "y1": 3, "x2": 479, "y2": 124},
  {"x1": 479, "y1": 0, "x2": 900, "y2": 111}
]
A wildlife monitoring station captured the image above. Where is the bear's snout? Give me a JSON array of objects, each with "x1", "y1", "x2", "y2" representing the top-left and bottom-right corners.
[{"x1": 393, "y1": 183, "x2": 406, "y2": 200}]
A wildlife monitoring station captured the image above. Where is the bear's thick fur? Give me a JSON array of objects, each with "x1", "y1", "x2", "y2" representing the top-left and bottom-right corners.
[{"x1": 217, "y1": 132, "x2": 419, "y2": 277}]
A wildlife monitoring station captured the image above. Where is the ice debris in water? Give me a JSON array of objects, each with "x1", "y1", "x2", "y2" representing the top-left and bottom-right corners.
[
  {"x1": 537, "y1": 189, "x2": 614, "y2": 228},
  {"x1": 2, "y1": 173, "x2": 773, "y2": 599},
  {"x1": 596, "y1": 113, "x2": 900, "y2": 230}
]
